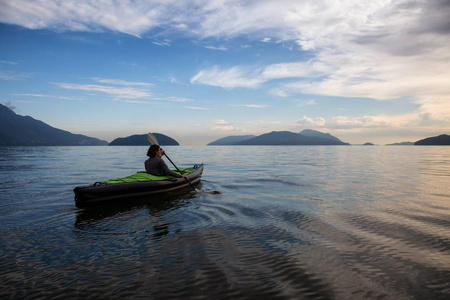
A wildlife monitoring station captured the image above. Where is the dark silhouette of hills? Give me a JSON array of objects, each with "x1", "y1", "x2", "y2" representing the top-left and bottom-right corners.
[
  {"x1": 208, "y1": 130, "x2": 349, "y2": 145},
  {"x1": 363, "y1": 142, "x2": 374, "y2": 146},
  {"x1": 109, "y1": 133, "x2": 179, "y2": 146},
  {"x1": 208, "y1": 135, "x2": 256, "y2": 145},
  {"x1": 299, "y1": 129, "x2": 344, "y2": 143},
  {"x1": 415, "y1": 134, "x2": 450, "y2": 145},
  {"x1": 0, "y1": 104, "x2": 108, "y2": 146}
]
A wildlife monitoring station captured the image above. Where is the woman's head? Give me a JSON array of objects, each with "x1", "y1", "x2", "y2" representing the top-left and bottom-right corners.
[{"x1": 147, "y1": 144, "x2": 160, "y2": 158}]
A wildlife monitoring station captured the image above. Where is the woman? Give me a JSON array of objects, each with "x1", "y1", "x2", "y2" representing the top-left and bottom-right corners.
[{"x1": 145, "y1": 144, "x2": 186, "y2": 178}]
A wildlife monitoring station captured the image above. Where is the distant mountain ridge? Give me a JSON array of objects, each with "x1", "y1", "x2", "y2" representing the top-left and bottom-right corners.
[
  {"x1": 0, "y1": 104, "x2": 108, "y2": 146},
  {"x1": 208, "y1": 130, "x2": 349, "y2": 145},
  {"x1": 415, "y1": 134, "x2": 450, "y2": 145},
  {"x1": 207, "y1": 135, "x2": 256, "y2": 145},
  {"x1": 109, "y1": 134, "x2": 179, "y2": 146}
]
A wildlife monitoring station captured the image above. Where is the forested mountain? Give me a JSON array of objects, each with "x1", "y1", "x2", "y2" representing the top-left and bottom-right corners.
[
  {"x1": 0, "y1": 104, "x2": 108, "y2": 146},
  {"x1": 208, "y1": 130, "x2": 349, "y2": 145},
  {"x1": 109, "y1": 133, "x2": 179, "y2": 146}
]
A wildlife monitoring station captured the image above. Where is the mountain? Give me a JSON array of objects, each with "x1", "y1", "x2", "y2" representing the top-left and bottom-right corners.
[
  {"x1": 109, "y1": 133, "x2": 179, "y2": 146},
  {"x1": 0, "y1": 104, "x2": 108, "y2": 146},
  {"x1": 363, "y1": 142, "x2": 374, "y2": 145},
  {"x1": 208, "y1": 135, "x2": 256, "y2": 145},
  {"x1": 236, "y1": 131, "x2": 349, "y2": 145},
  {"x1": 207, "y1": 130, "x2": 349, "y2": 145},
  {"x1": 299, "y1": 129, "x2": 344, "y2": 143},
  {"x1": 415, "y1": 134, "x2": 450, "y2": 145}
]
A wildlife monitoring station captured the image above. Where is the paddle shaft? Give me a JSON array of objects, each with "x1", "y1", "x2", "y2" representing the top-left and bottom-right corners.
[{"x1": 163, "y1": 153, "x2": 197, "y2": 190}]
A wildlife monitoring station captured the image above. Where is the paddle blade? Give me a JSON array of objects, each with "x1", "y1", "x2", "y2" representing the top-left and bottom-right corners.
[{"x1": 147, "y1": 133, "x2": 159, "y2": 145}]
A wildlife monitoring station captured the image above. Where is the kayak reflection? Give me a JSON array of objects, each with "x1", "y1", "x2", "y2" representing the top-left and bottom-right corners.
[{"x1": 74, "y1": 185, "x2": 200, "y2": 241}]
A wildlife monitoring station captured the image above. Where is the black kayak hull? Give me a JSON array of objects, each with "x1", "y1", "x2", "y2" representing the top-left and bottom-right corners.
[{"x1": 74, "y1": 164, "x2": 204, "y2": 208}]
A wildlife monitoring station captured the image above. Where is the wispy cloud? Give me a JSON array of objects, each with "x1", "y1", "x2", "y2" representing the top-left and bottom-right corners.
[
  {"x1": 91, "y1": 77, "x2": 153, "y2": 87},
  {"x1": 185, "y1": 106, "x2": 209, "y2": 110},
  {"x1": 52, "y1": 82, "x2": 153, "y2": 99},
  {"x1": 204, "y1": 45, "x2": 228, "y2": 51},
  {"x1": 12, "y1": 93, "x2": 82, "y2": 101},
  {"x1": 297, "y1": 100, "x2": 316, "y2": 107},
  {"x1": 297, "y1": 115, "x2": 326, "y2": 127},
  {"x1": 153, "y1": 40, "x2": 171, "y2": 46},
  {"x1": 0, "y1": 60, "x2": 18, "y2": 65},
  {"x1": 0, "y1": 71, "x2": 32, "y2": 80},
  {"x1": 191, "y1": 66, "x2": 265, "y2": 88},
  {"x1": 211, "y1": 119, "x2": 247, "y2": 132},
  {"x1": 150, "y1": 96, "x2": 192, "y2": 102},
  {"x1": 229, "y1": 104, "x2": 269, "y2": 108}
]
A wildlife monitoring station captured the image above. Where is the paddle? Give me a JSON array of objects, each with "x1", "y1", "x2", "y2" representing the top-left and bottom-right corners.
[{"x1": 147, "y1": 133, "x2": 201, "y2": 193}]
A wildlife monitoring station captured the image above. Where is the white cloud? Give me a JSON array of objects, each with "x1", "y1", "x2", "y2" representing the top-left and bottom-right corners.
[
  {"x1": 53, "y1": 82, "x2": 153, "y2": 99},
  {"x1": 211, "y1": 119, "x2": 247, "y2": 132},
  {"x1": 185, "y1": 106, "x2": 209, "y2": 110},
  {"x1": 153, "y1": 40, "x2": 171, "y2": 46},
  {"x1": 296, "y1": 100, "x2": 316, "y2": 107},
  {"x1": 297, "y1": 115, "x2": 325, "y2": 126},
  {"x1": 91, "y1": 78, "x2": 153, "y2": 87},
  {"x1": 0, "y1": 71, "x2": 32, "y2": 80},
  {"x1": 12, "y1": 93, "x2": 82, "y2": 101},
  {"x1": 204, "y1": 45, "x2": 228, "y2": 51},
  {"x1": 191, "y1": 66, "x2": 264, "y2": 88},
  {"x1": 0, "y1": 60, "x2": 18, "y2": 65},
  {"x1": 229, "y1": 104, "x2": 269, "y2": 108}
]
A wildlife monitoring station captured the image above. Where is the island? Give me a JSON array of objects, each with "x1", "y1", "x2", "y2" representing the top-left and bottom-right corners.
[
  {"x1": 109, "y1": 133, "x2": 179, "y2": 146},
  {"x1": 208, "y1": 130, "x2": 349, "y2": 145}
]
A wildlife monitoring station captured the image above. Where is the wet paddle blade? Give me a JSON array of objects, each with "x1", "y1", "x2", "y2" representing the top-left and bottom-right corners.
[{"x1": 147, "y1": 133, "x2": 159, "y2": 145}]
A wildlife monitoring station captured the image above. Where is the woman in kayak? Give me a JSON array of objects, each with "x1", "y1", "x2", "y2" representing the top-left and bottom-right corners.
[{"x1": 145, "y1": 144, "x2": 186, "y2": 178}]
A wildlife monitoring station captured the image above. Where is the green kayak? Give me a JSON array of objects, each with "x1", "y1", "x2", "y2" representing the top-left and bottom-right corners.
[{"x1": 74, "y1": 164, "x2": 203, "y2": 208}]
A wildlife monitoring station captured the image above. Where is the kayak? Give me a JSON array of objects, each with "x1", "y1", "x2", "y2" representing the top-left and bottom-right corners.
[{"x1": 74, "y1": 164, "x2": 204, "y2": 208}]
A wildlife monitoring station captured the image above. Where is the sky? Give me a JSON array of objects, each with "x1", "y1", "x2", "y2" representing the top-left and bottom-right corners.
[{"x1": 0, "y1": 0, "x2": 449, "y2": 145}]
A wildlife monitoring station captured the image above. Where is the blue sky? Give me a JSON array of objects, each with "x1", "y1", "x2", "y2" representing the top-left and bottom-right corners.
[{"x1": 1, "y1": 0, "x2": 449, "y2": 145}]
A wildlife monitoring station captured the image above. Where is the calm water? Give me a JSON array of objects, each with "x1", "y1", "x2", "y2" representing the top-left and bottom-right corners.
[{"x1": 0, "y1": 146, "x2": 449, "y2": 299}]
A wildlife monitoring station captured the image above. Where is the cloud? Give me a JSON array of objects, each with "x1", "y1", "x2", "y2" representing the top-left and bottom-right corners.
[
  {"x1": 185, "y1": 106, "x2": 209, "y2": 110},
  {"x1": 296, "y1": 112, "x2": 443, "y2": 134},
  {"x1": 297, "y1": 115, "x2": 325, "y2": 127},
  {"x1": 0, "y1": 71, "x2": 32, "y2": 80},
  {"x1": 91, "y1": 77, "x2": 153, "y2": 87},
  {"x1": 12, "y1": 93, "x2": 82, "y2": 101},
  {"x1": 204, "y1": 45, "x2": 228, "y2": 51},
  {"x1": 149, "y1": 96, "x2": 192, "y2": 102},
  {"x1": 296, "y1": 100, "x2": 316, "y2": 107},
  {"x1": 211, "y1": 119, "x2": 246, "y2": 132},
  {"x1": 0, "y1": 60, "x2": 18, "y2": 65},
  {"x1": 228, "y1": 104, "x2": 269, "y2": 108},
  {"x1": 53, "y1": 82, "x2": 153, "y2": 99},
  {"x1": 191, "y1": 66, "x2": 264, "y2": 88},
  {"x1": 153, "y1": 40, "x2": 171, "y2": 46}
]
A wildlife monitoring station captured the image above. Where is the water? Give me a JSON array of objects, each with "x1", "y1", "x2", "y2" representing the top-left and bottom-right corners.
[{"x1": 0, "y1": 145, "x2": 449, "y2": 299}]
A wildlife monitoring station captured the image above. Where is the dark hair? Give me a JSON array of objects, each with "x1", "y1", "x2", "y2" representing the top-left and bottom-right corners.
[{"x1": 147, "y1": 144, "x2": 160, "y2": 158}]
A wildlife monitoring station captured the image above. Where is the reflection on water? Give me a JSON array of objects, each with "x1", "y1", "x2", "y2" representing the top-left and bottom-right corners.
[{"x1": 0, "y1": 146, "x2": 449, "y2": 299}]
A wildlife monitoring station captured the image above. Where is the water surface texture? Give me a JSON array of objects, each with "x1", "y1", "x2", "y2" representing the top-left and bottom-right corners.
[{"x1": 1, "y1": 146, "x2": 449, "y2": 299}]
